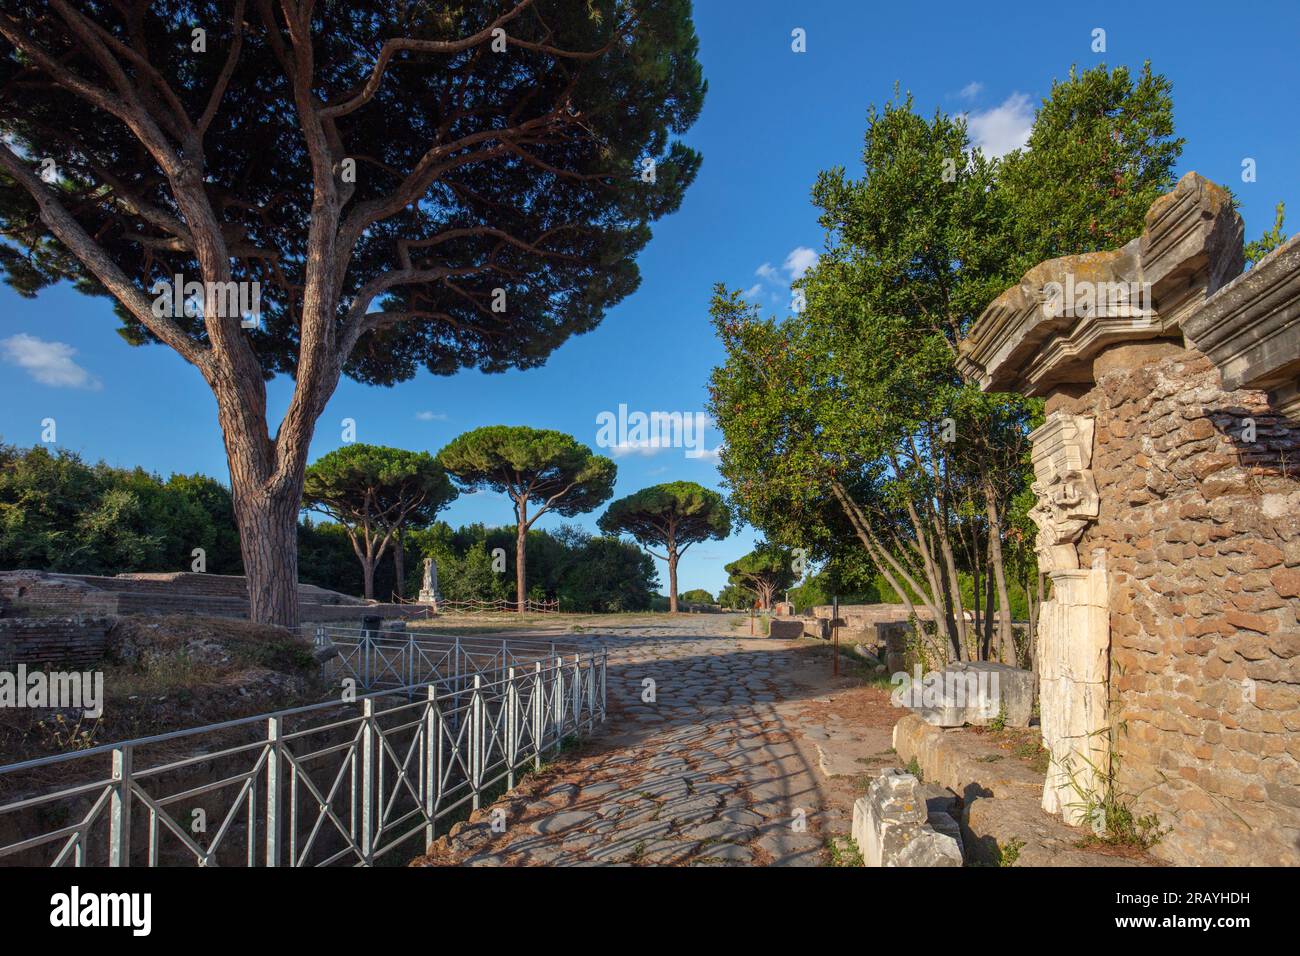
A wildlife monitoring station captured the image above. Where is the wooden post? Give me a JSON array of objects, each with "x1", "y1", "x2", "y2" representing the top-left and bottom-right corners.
[{"x1": 832, "y1": 595, "x2": 839, "y2": 677}]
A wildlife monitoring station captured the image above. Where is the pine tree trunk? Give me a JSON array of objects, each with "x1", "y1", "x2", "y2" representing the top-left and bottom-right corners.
[
  {"x1": 668, "y1": 550, "x2": 679, "y2": 613},
  {"x1": 362, "y1": 556, "x2": 376, "y2": 600},
  {"x1": 228, "y1": 467, "x2": 303, "y2": 628},
  {"x1": 393, "y1": 532, "x2": 405, "y2": 600},
  {"x1": 515, "y1": 522, "x2": 527, "y2": 613}
]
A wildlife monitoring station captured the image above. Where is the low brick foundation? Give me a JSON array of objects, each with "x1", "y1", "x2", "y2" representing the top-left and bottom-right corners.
[{"x1": 0, "y1": 618, "x2": 111, "y2": 668}]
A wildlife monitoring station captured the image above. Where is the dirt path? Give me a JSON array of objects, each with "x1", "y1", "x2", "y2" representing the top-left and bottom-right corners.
[{"x1": 413, "y1": 613, "x2": 901, "y2": 867}]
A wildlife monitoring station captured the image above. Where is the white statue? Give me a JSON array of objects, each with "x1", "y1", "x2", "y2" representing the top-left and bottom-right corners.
[{"x1": 417, "y1": 557, "x2": 438, "y2": 607}]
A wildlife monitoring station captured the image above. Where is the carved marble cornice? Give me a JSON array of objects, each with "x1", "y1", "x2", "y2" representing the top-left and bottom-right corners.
[
  {"x1": 1141, "y1": 171, "x2": 1246, "y2": 329},
  {"x1": 958, "y1": 172, "x2": 1244, "y2": 396},
  {"x1": 1182, "y1": 233, "x2": 1300, "y2": 420}
]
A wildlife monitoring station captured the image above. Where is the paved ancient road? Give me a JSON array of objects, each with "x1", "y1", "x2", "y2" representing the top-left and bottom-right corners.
[{"x1": 415, "y1": 614, "x2": 898, "y2": 867}]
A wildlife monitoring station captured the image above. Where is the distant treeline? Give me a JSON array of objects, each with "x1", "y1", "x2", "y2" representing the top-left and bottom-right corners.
[{"x1": 0, "y1": 443, "x2": 659, "y2": 612}]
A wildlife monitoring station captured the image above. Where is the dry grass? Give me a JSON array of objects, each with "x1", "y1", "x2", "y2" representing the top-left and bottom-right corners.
[{"x1": 0, "y1": 615, "x2": 325, "y2": 767}]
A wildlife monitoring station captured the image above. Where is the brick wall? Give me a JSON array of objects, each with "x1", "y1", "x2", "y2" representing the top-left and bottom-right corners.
[
  {"x1": 0, "y1": 618, "x2": 112, "y2": 668},
  {"x1": 1050, "y1": 340, "x2": 1300, "y2": 866}
]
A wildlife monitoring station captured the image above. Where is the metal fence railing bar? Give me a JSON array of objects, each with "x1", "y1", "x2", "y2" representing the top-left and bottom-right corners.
[
  {"x1": 425, "y1": 598, "x2": 561, "y2": 614},
  {"x1": 310, "y1": 624, "x2": 583, "y2": 691},
  {"x1": 0, "y1": 626, "x2": 606, "y2": 867}
]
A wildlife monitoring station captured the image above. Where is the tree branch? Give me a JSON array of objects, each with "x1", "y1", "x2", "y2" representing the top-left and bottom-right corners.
[{"x1": 0, "y1": 142, "x2": 208, "y2": 368}]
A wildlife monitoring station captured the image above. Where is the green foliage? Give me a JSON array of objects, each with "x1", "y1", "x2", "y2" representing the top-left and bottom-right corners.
[
  {"x1": 598, "y1": 481, "x2": 731, "y2": 553},
  {"x1": 996, "y1": 838, "x2": 1025, "y2": 867},
  {"x1": 303, "y1": 443, "x2": 456, "y2": 595},
  {"x1": 679, "y1": 588, "x2": 714, "y2": 605},
  {"x1": 724, "y1": 543, "x2": 797, "y2": 608},
  {"x1": 555, "y1": 528, "x2": 658, "y2": 612},
  {"x1": 787, "y1": 565, "x2": 883, "y2": 611},
  {"x1": 438, "y1": 426, "x2": 615, "y2": 606},
  {"x1": 598, "y1": 481, "x2": 729, "y2": 607},
  {"x1": 0, "y1": 440, "x2": 652, "y2": 610},
  {"x1": 826, "y1": 835, "x2": 864, "y2": 867},
  {"x1": 297, "y1": 518, "x2": 366, "y2": 594},
  {"x1": 0, "y1": 442, "x2": 242, "y2": 574},
  {"x1": 304, "y1": 445, "x2": 455, "y2": 530},
  {"x1": 0, "y1": 2, "x2": 706, "y2": 385},
  {"x1": 1244, "y1": 201, "x2": 1287, "y2": 267},
  {"x1": 327, "y1": 520, "x2": 657, "y2": 611},
  {"x1": 716, "y1": 583, "x2": 752, "y2": 609},
  {"x1": 1062, "y1": 746, "x2": 1170, "y2": 850},
  {"x1": 708, "y1": 64, "x2": 1182, "y2": 657},
  {"x1": 998, "y1": 62, "x2": 1183, "y2": 272},
  {"x1": 438, "y1": 427, "x2": 616, "y2": 519}
]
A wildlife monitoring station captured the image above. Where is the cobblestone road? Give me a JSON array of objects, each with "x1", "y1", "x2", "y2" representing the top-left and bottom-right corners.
[{"x1": 416, "y1": 614, "x2": 887, "y2": 867}]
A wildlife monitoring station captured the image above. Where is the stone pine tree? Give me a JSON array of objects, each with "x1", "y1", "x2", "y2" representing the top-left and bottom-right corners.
[
  {"x1": 724, "y1": 544, "x2": 796, "y2": 611},
  {"x1": 0, "y1": 2, "x2": 704, "y2": 625},
  {"x1": 437, "y1": 426, "x2": 615, "y2": 611},
  {"x1": 597, "y1": 481, "x2": 730, "y2": 612},
  {"x1": 302, "y1": 444, "x2": 456, "y2": 600}
]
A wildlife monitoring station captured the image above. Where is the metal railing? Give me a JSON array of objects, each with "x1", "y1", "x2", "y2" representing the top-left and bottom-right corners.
[
  {"x1": 312, "y1": 624, "x2": 570, "y2": 691},
  {"x1": 0, "y1": 628, "x2": 606, "y2": 867},
  {"x1": 432, "y1": 598, "x2": 561, "y2": 614}
]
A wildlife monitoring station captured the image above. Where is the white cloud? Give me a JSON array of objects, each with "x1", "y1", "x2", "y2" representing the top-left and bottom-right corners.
[
  {"x1": 414, "y1": 410, "x2": 448, "y2": 421},
  {"x1": 964, "y1": 93, "x2": 1034, "y2": 158},
  {"x1": 691, "y1": 445, "x2": 723, "y2": 463},
  {"x1": 782, "y1": 246, "x2": 818, "y2": 280},
  {"x1": 959, "y1": 81, "x2": 984, "y2": 100},
  {"x1": 749, "y1": 248, "x2": 819, "y2": 298},
  {"x1": 0, "y1": 333, "x2": 101, "y2": 389}
]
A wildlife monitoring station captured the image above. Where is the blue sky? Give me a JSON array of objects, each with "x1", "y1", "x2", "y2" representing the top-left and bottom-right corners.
[{"x1": 2, "y1": 0, "x2": 1298, "y2": 597}]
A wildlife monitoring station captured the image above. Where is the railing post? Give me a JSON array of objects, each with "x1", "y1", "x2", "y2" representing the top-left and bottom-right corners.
[
  {"x1": 424, "y1": 686, "x2": 437, "y2": 848},
  {"x1": 360, "y1": 699, "x2": 375, "y2": 865},
  {"x1": 471, "y1": 674, "x2": 484, "y2": 811},
  {"x1": 532, "y1": 661, "x2": 544, "y2": 770},
  {"x1": 452, "y1": 638, "x2": 462, "y2": 733},
  {"x1": 571, "y1": 653, "x2": 581, "y2": 730},
  {"x1": 364, "y1": 629, "x2": 373, "y2": 690},
  {"x1": 408, "y1": 632, "x2": 416, "y2": 695},
  {"x1": 109, "y1": 745, "x2": 132, "y2": 867},
  {"x1": 266, "y1": 716, "x2": 283, "y2": 867},
  {"x1": 506, "y1": 666, "x2": 518, "y2": 790},
  {"x1": 600, "y1": 649, "x2": 608, "y2": 723},
  {"x1": 585, "y1": 654, "x2": 596, "y2": 731},
  {"x1": 552, "y1": 656, "x2": 564, "y2": 749}
]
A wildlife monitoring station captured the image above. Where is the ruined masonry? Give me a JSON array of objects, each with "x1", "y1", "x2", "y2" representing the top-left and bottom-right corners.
[{"x1": 958, "y1": 172, "x2": 1300, "y2": 865}]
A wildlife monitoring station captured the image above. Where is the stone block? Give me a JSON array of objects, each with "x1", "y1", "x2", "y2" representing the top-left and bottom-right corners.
[
  {"x1": 801, "y1": 616, "x2": 829, "y2": 640},
  {"x1": 852, "y1": 770, "x2": 962, "y2": 867},
  {"x1": 767, "y1": 618, "x2": 804, "y2": 640},
  {"x1": 907, "y1": 661, "x2": 1034, "y2": 728}
]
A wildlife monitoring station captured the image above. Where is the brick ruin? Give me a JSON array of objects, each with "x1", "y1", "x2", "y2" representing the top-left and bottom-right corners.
[{"x1": 958, "y1": 172, "x2": 1300, "y2": 866}]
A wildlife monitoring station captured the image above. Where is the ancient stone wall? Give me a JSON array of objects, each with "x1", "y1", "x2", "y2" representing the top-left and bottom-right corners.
[
  {"x1": 1047, "y1": 340, "x2": 1300, "y2": 866},
  {"x1": 0, "y1": 617, "x2": 112, "y2": 668}
]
